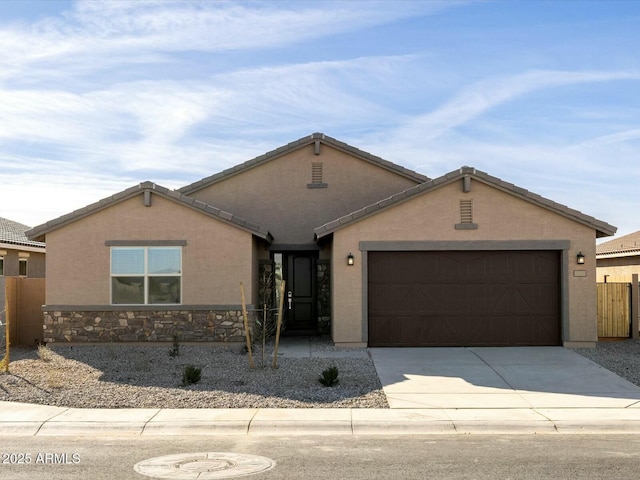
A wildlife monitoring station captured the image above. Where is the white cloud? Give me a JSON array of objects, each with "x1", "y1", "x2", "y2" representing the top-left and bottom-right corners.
[
  {"x1": 0, "y1": 0, "x2": 461, "y2": 82},
  {"x1": 388, "y1": 70, "x2": 640, "y2": 145},
  {"x1": 0, "y1": 0, "x2": 638, "y2": 239},
  {"x1": 0, "y1": 54, "x2": 415, "y2": 179}
]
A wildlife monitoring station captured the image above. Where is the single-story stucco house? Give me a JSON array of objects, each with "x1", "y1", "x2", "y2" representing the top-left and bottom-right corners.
[
  {"x1": 596, "y1": 229, "x2": 640, "y2": 282},
  {"x1": 26, "y1": 133, "x2": 616, "y2": 348}
]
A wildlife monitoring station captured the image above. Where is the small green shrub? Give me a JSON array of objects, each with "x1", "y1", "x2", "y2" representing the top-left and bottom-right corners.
[
  {"x1": 169, "y1": 335, "x2": 180, "y2": 357},
  {"x1": 318, "y1": 366, "x2": 339, "y2": 387},
  {"x1": 182, "y1": 364, "x2": 202, "y2": 386}
]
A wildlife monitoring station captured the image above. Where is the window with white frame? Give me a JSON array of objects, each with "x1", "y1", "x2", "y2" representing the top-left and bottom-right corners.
[{"x1": 111, "y1": 246, "x2": 181, "y2": 305}]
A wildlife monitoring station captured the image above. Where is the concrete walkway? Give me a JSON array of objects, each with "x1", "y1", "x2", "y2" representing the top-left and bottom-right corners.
[{"x1": 2, "y1": 340, "x2": 640, "y2": 436}]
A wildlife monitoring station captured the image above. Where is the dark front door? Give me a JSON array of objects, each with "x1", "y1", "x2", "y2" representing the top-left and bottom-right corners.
[{"x1": 283, "y1": 252, "x2": 318, "y2": 334}]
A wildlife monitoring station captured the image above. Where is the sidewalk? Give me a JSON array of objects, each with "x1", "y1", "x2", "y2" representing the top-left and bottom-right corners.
[
  {"x1": 2, "y1": 339, "x2": 640, "y2": 436},
  {"x1": 3, "y1": 401, "x2": 640, "y2": 436}
]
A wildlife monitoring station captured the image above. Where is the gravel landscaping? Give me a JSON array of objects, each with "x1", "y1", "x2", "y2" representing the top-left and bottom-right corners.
[
  {"x1": 1, "y1": 338, "x2": 639, "y2": 410},
  {"x1": 0, "y1": 339, "x2": 388, "y2": 409},
  {"x1": 574, "y1": 338, "x2": 640, "y2": 387}
]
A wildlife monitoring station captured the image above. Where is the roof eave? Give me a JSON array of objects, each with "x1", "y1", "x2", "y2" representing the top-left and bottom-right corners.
[
  {"x1": 596, "y1": 250, "x2": 640, "y2": 259},
  {"x1": 0, "y1": 241, "x2": 46, "y2": 252}
]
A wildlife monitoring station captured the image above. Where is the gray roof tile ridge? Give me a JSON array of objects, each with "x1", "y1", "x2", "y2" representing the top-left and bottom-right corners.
[
  {"x1": 466, "y1": 167, "x2": 616, "y2": 235},
  {"x1": 178, "y1": 133, "x2": 429, "y2": 194},
  {"x1": 315, "y1": 166, "x2": 616, "y2": 238}
]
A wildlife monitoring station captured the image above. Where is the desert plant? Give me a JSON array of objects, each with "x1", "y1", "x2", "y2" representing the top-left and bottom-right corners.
[
  {"x1": 318, "y1": 365, "x2": 339, "y2": 387},
  {"x1": 46, "y1": 369, "x2": 64, "y2": 389},
  {"x1": 169, "y1": 334, "x2": 180, "y2": 357},
  {"x1": 37, "y1": 344, "x2": 54, "y2": 362},
  {"x1": 182, "y1": 364, "x2": 202, "y2": 386},
  {"x1": 252, "y1": 270, "x2": 280, "y2": 369}
]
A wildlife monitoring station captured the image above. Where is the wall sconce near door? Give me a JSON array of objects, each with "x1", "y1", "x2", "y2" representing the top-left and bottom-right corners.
[
  {"x1": 576, "y1": 252, "x2": 585, "y2": 264},
  {"x1": 347, "y1": 253, "x2": 354, "y2": 266}
]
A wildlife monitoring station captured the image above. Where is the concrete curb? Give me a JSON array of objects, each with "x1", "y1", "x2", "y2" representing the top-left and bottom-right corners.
[{"x1": 2, "y1": 403, "x2": 640, "y2": 436}]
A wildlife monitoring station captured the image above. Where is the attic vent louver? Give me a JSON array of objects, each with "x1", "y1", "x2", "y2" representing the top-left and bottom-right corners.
[
  {"x1": 460, "y1": 200, "x2": 472, "y2": 223},
  {"x1": 307, "y1": 162, "x2": 328, "y2": 189},
  {"x1": 312, "y1": 163, "x2": 323, "y2": 183},
  {"x1": 455, "y1": 199, "x2": 478, "y2": 230}
]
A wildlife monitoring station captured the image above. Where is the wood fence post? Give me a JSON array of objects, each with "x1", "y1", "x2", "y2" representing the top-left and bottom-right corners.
[
  {"x1": 272, "y1": 280, "x2": 286, "y2": 369},
  {"x1": 2, "y1": 278, "x2": 15, "y2": 372},
  {"x1": 239, "y1": 282, "x2": 254, "y2": 369},
  {"x1": 632, "y1": 274, "x2": 639, "y2": 339}
]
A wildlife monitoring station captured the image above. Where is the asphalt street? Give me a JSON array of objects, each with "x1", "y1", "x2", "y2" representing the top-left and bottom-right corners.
[{"x1": 2, "y1": 435, "x2": 640, "y2": 480}]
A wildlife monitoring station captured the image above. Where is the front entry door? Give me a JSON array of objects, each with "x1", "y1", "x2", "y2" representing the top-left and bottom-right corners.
[{"x1": 283, "y1": 252, "x2": 318, "y2": 334}]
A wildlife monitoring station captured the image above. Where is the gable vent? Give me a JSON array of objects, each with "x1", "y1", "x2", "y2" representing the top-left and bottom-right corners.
[
  {"x1": 460, "y1": 200, "x2": 473, "y2": 223},
  {"x1": 307, "y1": 162, "x2": 328, "y2": 188},
  {"x1": 455, "y1": 199, "x2": 478, "y2": 230},
  {"x1": 312, "y1": 163, "x2": 323, "y2": 183}
]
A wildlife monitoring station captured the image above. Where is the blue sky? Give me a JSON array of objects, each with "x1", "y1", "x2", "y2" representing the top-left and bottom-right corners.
[{"x1": 0, "y1": 0, "x2": 639, "y2": 238}]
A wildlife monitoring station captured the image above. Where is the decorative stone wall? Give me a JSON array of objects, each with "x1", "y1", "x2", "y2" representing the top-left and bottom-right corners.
[
  {"x1": 42, "y1": 309, "x2": 247, "y2": 343},
  {"x1": 317, "y1": 260, "x2": 331, "y2": 334}
]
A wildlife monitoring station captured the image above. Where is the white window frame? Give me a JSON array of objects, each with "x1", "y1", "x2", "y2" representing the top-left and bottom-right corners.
[{"x1": 110, "y1": 246, "x2": 182, "y2": 305}]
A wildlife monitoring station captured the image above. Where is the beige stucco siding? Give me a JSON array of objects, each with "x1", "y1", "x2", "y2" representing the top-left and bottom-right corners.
[
  {"x1": 330, "y1": 180, "x2": 597, "y2": 346},
  {"x1": 45, "y1": 194, "x2": 255, "y2": 306},
  {"x1": 190, "y1": 143, "x2": 419, "y2": 245},
  {"x1": 596, "y1": 257, "x2": 640, "y2": 282}
]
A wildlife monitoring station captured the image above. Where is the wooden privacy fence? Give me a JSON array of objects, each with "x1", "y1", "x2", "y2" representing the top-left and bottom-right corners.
[
  {"x1": 597, "y1": 282, "x2": 631, "y2": 338},
  {"x1": 4, "y1": 277, "x2": 45, "y2": 346}
]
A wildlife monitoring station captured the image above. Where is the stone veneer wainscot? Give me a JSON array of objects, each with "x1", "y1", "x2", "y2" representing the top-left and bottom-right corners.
[{"x1": 42, "y1": 309, "x2": 248, "y2": 343}]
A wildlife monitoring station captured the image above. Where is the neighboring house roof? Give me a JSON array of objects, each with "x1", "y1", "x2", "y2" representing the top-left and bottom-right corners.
[
  {"x1": 26, "y1": 182, "x2": 273, "y2": 243},
  {"x1": 596, "y1": 229, "x2": 640, "y2": 258},
  {"x1": 179, "y1": 132, "x2": 429, "y2": 195},
  {"x1": 314, "y1": 166, "x2": 617, "y2": 240},
  {"x1": 0, "y1": 216, "x2": 46, "y2": 249}
]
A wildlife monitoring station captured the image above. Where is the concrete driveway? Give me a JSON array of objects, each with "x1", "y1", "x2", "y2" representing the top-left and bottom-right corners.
[{"x1": 369, "y1": 347, "x2": 640, "y2": 409}]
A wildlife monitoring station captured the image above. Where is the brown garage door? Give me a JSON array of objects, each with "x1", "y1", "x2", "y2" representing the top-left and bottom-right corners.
[{"x1": 368, "y1": 251, "x2": 561, "y2": 347}]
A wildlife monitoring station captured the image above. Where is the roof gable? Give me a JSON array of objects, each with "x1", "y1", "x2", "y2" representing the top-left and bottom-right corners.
[
  {"x1": 314, "y1": 166, "x2": 617, "y2": 240},
  {"x1": 26, "y1": 182, "x2": 273, "y2": 243},
  {"x1": 179, "y1": 132, "x2": 429, "y2": 195},
  {"x1": 596, "y1": 229, "x2": 640, "y2": 257}
]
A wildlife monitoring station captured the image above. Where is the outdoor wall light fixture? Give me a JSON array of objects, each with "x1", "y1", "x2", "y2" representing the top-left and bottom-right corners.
[
  {"x1": 576, "y1": 252, "x2": 585, "y2": 265},
  {"x1": 347, "y1": 253, "x2": 354, "y2": 266}
]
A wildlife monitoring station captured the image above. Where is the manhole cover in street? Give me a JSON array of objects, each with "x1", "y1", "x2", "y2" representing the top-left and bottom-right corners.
[{"x1": 134, "y1": 452, "x2": 276, "y2": 479}]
